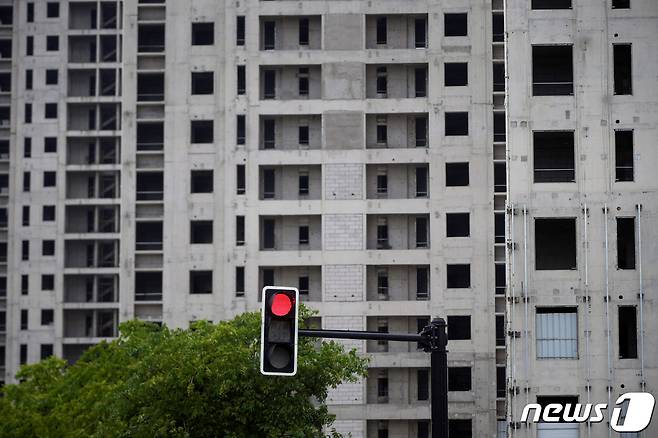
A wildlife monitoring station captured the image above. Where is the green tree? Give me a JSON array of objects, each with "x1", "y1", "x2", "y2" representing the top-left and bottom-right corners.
[{"x1": 0, "y1": 308, "x2": 368, "y2": 438}]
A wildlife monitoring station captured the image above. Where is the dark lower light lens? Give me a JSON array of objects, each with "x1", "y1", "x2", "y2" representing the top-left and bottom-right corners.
[{"x1": 268, "y1": 344, "x2": 292, "y2": 369}]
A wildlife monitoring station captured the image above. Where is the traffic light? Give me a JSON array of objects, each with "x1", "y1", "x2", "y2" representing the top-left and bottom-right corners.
[{"x1": 260, "y1": 286, "x2": 299, "y2": 376}]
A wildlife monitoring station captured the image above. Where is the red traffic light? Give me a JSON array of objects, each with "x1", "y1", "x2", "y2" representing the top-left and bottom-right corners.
[{"x1": 271, "y1": 293, "x2": 293, "y2": 316}]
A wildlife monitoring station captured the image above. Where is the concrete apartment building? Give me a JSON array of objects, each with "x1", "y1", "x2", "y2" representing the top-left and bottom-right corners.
[{"x1": 0, "y1": 0, "x2": 655, "y2": 437}]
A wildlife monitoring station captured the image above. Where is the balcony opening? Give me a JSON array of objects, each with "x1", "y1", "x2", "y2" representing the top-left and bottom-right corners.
[
  {"x1": 377, "y1": 219, "x2": 389, "y2": 249},
  {"x1": 237, "y1": 65, "x2": 246, "y2": 95},
  {"x1": 263, "y1": 219, "x2": 275, "y2": 249},
  {"x1": 136, "y1": 221, "x2": 163, "y2": 251},
  {"x1": 376, "y1": 17, "x2": 387, "y2": 45},
  {"x1": 190, "y1": 120, "x2": 214, "y2": 144},
  {"x1": 415, "y1": 116, "x2": 427, "y2": 147},
  {"x1": 236, "y1": 216, "x2": 245, "y2": 246},
  {"x1": 612, "y1": 0, "x2": 630, "y2": 9},
  {"x1": 0, "y1": 72, "x2": 10, "y2": 92},
  {"x1": 616, "y1": 217, "x2": 635, "y2": 270},
  {"x1": 447, "y1": 264, "x2": 470, "y2": 288},
  {"x1": 495, "y1": 263, "x2": 506, "y2": 295},
  {"x1": 376, "y1": 116, "x2": 387, "y2": 145},
  {"x1": 236, "y1": 16, "x2": 245, "y2": 46},
  {"x1": 613, "y1": 44, "x2": 632, "y2": 95},
  {"x1": 0, "y1": 40, "x2": 12, "y2": 59},
  {"x1": 415, "y1": 217, "x2": 428, "y2": 248},
  {"x1": 237, "y1": 165, "x2": 246, "y2": 194},
  {"x1": 415, "y1": 166, "x2": 428, "y2": 197},
  {"x1": 446, "y1": 162, "x2": 469, "y2": 186},
  {"x1": 298, "y1": 68, "x2": 309, "y2": 96},
  {"x1": 415, "y1": 18, "x2": 427, "y2": 48},
  {"x1": 299, "y1": 18, "x2": 309, "y2": 46},
  {"x1": 416, "y1": 267, "x2": 429, "y2": 300},
  {"x1": 263, "y1": 69, "x2": 275, "y2": 99},
  {"x1": 190, "y1": 220, "x2": 213, "y2": 244},
  {"x1": 137, "y1": 73, "x2": 164, "y2": 102},
  {"x1": 189, "y1": 270, "x2": 213, "y2": 294},
  {"x1": 536, "y1": 307, "x2": 578, "y2": 359},
  {"x1": 263, "y1": 21, "x2": 275, "y2": 50},
  {"x1": 493, "y1": 63, "x2": 505, "y2": 92},
  {"x1": 448, "y1": 367, "x2": 472, "y2": 391},
  {"x1": 492, "y1": 13, "x2": 504, "y2": 42},
  {"x1": 192, "y1": 22, "x2": 214, "y2": 46},
  {"x1": 191, "y1": 170, "x2": 213, "y2": 193},
  {"x1": 191, "y1": 72, "x2": 214, "y2": 95},
  {"x1": 101, "y1": 2, "x2": 117, "y2": 29},
  {"x1": 618, "y1": 306, "x2": 638, "y2": 359},
  {"x1": 495, "y1": 213, "x2": 505, "y2": 244},
  {"x1": 263, "y1": 118, "x2": 275, "y2": 149},
  {"x1": 494, "y1": 162, "x2": 506, "y2": 193},
  {"x1": 496, "y1": 315, "x2": 505, "y2": 347},
  {"x1": 493, "y1": 112, "x2": 506, "y2": 142},
  {"x1": 415, "y1": 67, "x2": 427, "y2": 97},
  {"x1": 533, "y1": 131, "x2": 574, "y2": 183},
  {"x1": 376, "y1": 171, "x2": 387, "y2": 196},
  {"x1": 0, "y1": 6, "x2": 12, "y2": 25},
  {"x1": 446, "y1": 213, "x2": 469, "y2": 237},
  {"x1": 447, "y1": 315, "x2": 471, "y2": 340},
  {"x1": 135, "y1": 271, "x2": 162, "y2": 301},
  {"x1": 532, "y1": 45, "x2": 573, "y2": 96},
  {"x1": 136, "y1": 172, "x2": 163, "y2": 201},
  {"x1": 237, "y1": 115, "x2": 246, "y2": 145},
  {"x1": 444, "y1": 13, "x2": 467, "y2": 37},
  {"x1": 137, "y1": 122, "x2": 164, "y2": 151},
  {"x1": 100, "y1": 70, "x2": 116, "y2": 96},
  {"x1": 445, "y1": 62, "x2": 468, "y2": 86},
  {"x1": 376, "y1": 67, "x2": 387, "y2": 97},
  {"x1": 263, "y1": 169, "x2": 275, "y2": 199},
  {"x1": 615, "y1": 130, "x2": 633, "y2": 182},
  {"x1": 445, "y1": 112, "x2": 468, "y2": 136},
  {"x1": 532, "y1": 0, "x2": 572, "y2": 8},
  {"x1": 138, "y1": 24, "x2": 164, "y2": 52},
  {"x1": 496, "y1": 366, "x2": 506, "y2": 397},
  {"x1": 377, "y1": 371, "x2": 389, "y2": 401},
  {"x1": 535, "y1": 218, "x2": 576, "y2": 270},
  {"x1": 377, "y1": 270, "x2": 388, "y2": 300}
]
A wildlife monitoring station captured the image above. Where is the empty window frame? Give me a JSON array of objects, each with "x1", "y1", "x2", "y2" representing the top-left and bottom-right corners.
[
  {"x1": 26, "y1": 36, "x2": 33, "y2": 56},
  {"x1": 47, "y1": 2, "x2": 60, "y2": 18},
  {"x1": 612, "y1": 0, "x2": 630, "y2": 8},
  {"x1": 445, "y1": 112, "x2": 468, "y2": 136},
  {"x1": 415, "y1": 116, "x2": 428, "y2": 147},
  {"x1": 376, "y1": 67, "x2": 387, "y2": 96},
  {"x1": 191, "y1": 72, "x2": 213, "y2": 95},
  {"x1": 21, "y1": 275, "x2": 28, "y2": 295},
  {"x1": 377, "y1": 219, "x2": 389, "y2": 249},
  {"x1": 415, "y1": 216, "x2": 428, "y2": 248},
  {"x1": 533, "y1": 131, "x2": 575, "y2": 183},
  {"x1": 43, "y1": 171, "x2": 56, "y2": 187},
  {"x1": 41, "y1": 309, "x2": 54, "y2": 325},
  {"x1": 493, "y1": 63, "x2": 505, "y2": 92},
  {"x1": 495, "y1": 263, "x2": 506, "y2": 295},
  {"x1": 46, "y1": 36, "x2": 59, "y2": 51},
  {"x1": 415, "y1": 166, "x2": 428, "y2": 197},
  {"x1": 237, "y1": 65, "x2": 246, "y2": 95},
  {"x1": 263, "y1": 20, "x2": 275, "y2": 50},
  {"x1": 298, "y1": 276, "x2": 309, "y2": 295},
  {"x1": 298, "y1": 18, "x2": 309, "y2": 46},
  {"x1": 449, "y1": 420, "x2": 472, "y2": 438},
  {"x1": 376, "y1": 116, "x2": 387, "y2": 145},
  {"x1": 377, "y1": 373, "x2": 389, "y2": 398},
  {"x1": 263, "y1": 118, "x2": 275, "y2": 149},
  {"x1": 532, "y1": 45, "x2": 573, "y2": 96},
  {"x1": 41, "y1": 274, "x2": 54, "y2": 291},
  {"x1": 263, "y1": 169, "x2": 275, "y2": 199},
  {"x1": 447, "y1": 315, "x2": 471, "y2": 340},
  {"x1": 20, "y1": 344, "x2": 27, "y2": 365},
  {"x1": 496, "y1": 315, "x2": 505, "y2": 346},
  {"x1": 613, "y1": 44, "x2": 632, "y2": 95},
  {"x1": 190, "y1": 120, "x2": 214, "y2": 143},
  {"x1": 298, "y1": 225, "x2": 309, "y2": 245},
  {"x1": 25, "y1": 103, "x2": 32, "y2": 123},
  {"x1": 417, "y1": 369, "x2": 429, "y2": 401},
  {"x1": 43, "y1": 206, "x2": 55, "y2": 221},
  {"x1": 23, "y1": 138, "x2": 31, "y2": 157},
  {"x1": 616, "y1": 217, "x2": 636, "y2": 269},
  {"x1": 494, "y1": 213, "x2": 505, "y2": 244},
  {"x1": 263, "y1": 218, "x2": 275, "y2": 249},
  {"x1": 446, "y1": 213, "x2": 470, "y2": 237},
  {"x1": 445, "y1": 63, "x2": 468, "y2": 86},
  {"x1": 190, "y1": 220, "x2": 213, "y2": 244},
  {"x1": 23, "y1": 171, "x2": 31, "y2": 192},
  {"x1": 236, "y1": 266, "x2": 245, "y2": 296},
  {"x1": 448, "y1": 367, "x2": 471, "y2": 391},
  {"x1": 237, "y1": 115, "x2": 246, "y2": 145},
  {"x1": 298, "y1": 68, "x2": 309, "y2": 96},
  {"x1": 535, "y1": 218, "x2": 576, "y2": 270},
  {"x1": 615, "y1": 130, "x2": 634, "y2": 182},
  {"x1": 446, "y1": 162, "x2": 469, "y2": 186},
  {"x1": 376, "y1": 270, "x2": 389, "y2": 298},
  {"x1": 444, "y1": 13, "x2": 467, "y2": 37},
  {"x1": 416, "y1": 267, "x2": 429, "y2": 300},
  {"x1": 190, "y1": 270, "x2": 213, "y2": 294},
  {"x1": 20, "y1": 309, "x2": 28, "y2": 330},
  {"x1": 263, "y1": 69, "x2": 276, "y2": 99},
  {"x1": 236, "y1": 216, "x2": 245, "y2": 246},
  {"x1": 22, "y1": 206, "x2": 29, "y2": 226},
  {"x1": 618, "y1": 306, "x2": 638, "y2": 359},
  {"x1": 298, "y1": 125, "x2": 309, "y2": 146},
  {"x1": 237, "y1": 165, "x2": 246, "y2": 194},
  {"x1": 191, "y1": 170, "x2": 213, "y2": 193},
  {"x1": 27, "y1": 3, "x2": 34, "y2": 23},
  {"x1": 25, "y1": 69, "x2": 32, "y2": 90},
  {"x1": 192, "y1": 23, "x2": 214, "y2": 45},
  {"x1": 418, "y1": 421, "x2": 430, "y2": 438},
  {"x1": 44, "y1": 137, "x2": 57, "y2": 153},
  {"x1": 40, "y1": 344, "x2": 53, "y2": 360},
  {"x1": 496, "y1": 366, "x2": 506, "y2": 397},
  {"x1": 376, "y1": 17, "x2": 387, "y2": 45},
  {"x1": 298, "y1": 172, "x2": 309, "y2": 195},
  {"x1": 236, "y1": 16, "x2": 245, "y2": 46},
  {"x1": 415, "y1": 67, "x2": 427, "y2": 97},
  {"x1": 536, "y1": 307, "x2": 578, "y2": 359},
  {"x1": 376, "y1": 171, "x2": 388, "y2": 195},
  {"x1": 45, "y1": 103, "x2": 58, "y2": 119},
  {"x1": 415, "y1": 18, "x2": 427, "y2": 48},
  {"x1": 493, "y1": 112, "x2": 506, "y2": 142},
  {"x1": 492, "y1": 13, "x2": 504, "y2": 43},
  {"x1": 262, "y1": 268, "x2": 275, "y2": 288},
  {"x1": 532, "y1": 0, "x2": 572, "y2": 9},
  {"x1": 447, "y1": 264, "x2": 470, "y2": 288},
  {"x1": 494, "y1": 162, "x2": 506, "y2": 193}
]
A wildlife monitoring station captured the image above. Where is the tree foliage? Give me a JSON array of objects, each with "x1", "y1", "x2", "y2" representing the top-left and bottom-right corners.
[{"x1": 0, "y1": 308, "x2": 368, "y2": 438}]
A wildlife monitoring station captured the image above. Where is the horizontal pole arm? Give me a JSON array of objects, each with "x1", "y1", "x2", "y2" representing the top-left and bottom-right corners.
[{"x1": 299, "y1": 328, "x2": 425, "y2": 343}]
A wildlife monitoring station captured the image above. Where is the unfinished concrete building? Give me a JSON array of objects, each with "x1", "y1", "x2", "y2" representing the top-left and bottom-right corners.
[
  {"x1": 506, "y1": 0, "x2": 658, "y2": 437},
  {"x1": 2, "y1": 0, "x2": 655, "y2": 437}
]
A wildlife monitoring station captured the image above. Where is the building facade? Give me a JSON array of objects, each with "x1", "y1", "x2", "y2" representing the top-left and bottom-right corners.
[{"x1": 0, "y1": 0, "x2": 655, "y2": 437}]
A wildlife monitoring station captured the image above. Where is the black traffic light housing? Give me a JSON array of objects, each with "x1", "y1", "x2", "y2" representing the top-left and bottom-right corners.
[{"x1": 260, "y1": 286, "x2": 299, "y2": 376}]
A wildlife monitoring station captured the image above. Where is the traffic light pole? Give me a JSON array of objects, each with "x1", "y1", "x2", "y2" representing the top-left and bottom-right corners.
[{"x1": 298, "y1": 318, "x2": 448, "y2": 438}]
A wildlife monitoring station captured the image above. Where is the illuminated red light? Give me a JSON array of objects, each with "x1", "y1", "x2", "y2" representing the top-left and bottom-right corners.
[{"x1": 271, "y1": 293, "x2": 293, "y2": 316}]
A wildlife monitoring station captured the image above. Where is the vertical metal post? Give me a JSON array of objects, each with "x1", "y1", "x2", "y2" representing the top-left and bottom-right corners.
[{"x1": 430, "y1": 318, "x2": 448, "y2": 438}]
